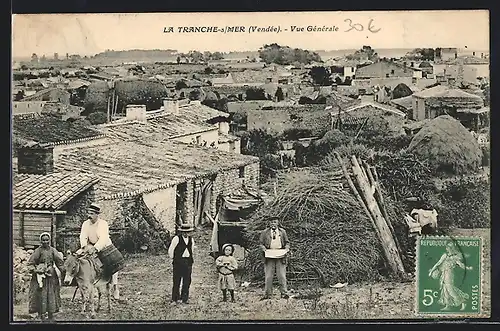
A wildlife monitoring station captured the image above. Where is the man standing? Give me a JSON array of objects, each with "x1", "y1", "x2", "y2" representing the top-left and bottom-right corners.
[
  {"x1": 259, "y1": 217, "x2": 290, "y2": 300},
  {"x1": 168, "y1": 224, "x2": 195, "y2": 305},
  {"x1": 79, "y1": 203, "x2": 120, "y2": 300}
]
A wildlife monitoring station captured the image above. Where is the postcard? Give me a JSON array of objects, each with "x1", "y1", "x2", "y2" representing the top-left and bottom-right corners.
[{"x1": 11, "y1": 10, "x2": 490, "y2": 322}]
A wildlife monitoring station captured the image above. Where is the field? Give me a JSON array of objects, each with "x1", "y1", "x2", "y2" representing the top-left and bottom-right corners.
[{"x1": 12, "y1": 228, "x2": 490, "y2": 321}]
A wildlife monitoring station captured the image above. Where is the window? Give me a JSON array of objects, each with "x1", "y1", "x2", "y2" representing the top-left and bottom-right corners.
[
  {"x1": 390, "y1": 69, "x2": 395, "y2": 75},
  {"x1": 238, "y1": 166, "x2": 245, "y2": 178},
  {"x1": 385, "y1": 73, "x2": 390, "y2": 78},
  {"x1": 196, "y1": 135, "x2": 201, "y2": 144}
]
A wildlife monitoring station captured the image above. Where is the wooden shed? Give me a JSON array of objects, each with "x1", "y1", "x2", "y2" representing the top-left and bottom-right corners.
[{"x1": 12, "y1": 171, "x2": 100, "y2": 250}]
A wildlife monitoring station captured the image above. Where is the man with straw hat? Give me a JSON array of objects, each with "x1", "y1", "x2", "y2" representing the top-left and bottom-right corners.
[
  {"x1": 79, "y1": 203, "x2": 121, "y2": 300},
  {"x1": 168, "y1": 223, "x2": 195, "y2": 305}
]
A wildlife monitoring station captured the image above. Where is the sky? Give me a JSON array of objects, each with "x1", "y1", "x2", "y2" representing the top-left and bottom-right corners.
[{"x1": 12, "y1": 10, "x2": 489, "y2": 58}]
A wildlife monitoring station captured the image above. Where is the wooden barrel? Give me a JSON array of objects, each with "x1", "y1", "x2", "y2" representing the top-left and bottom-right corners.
[{"x1": 98, "y1": 244, "x2": 125, "y2": 276}]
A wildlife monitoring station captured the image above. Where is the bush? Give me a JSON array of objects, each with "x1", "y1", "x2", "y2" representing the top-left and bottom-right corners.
[
  {"x1": 113, "y1": 197, "x2": 171, "y2": 254},
  {"x1": 87, "y1": 111, "x2": 108, "y2": 125},
  {"x1": 245, "y1": 88, "x2": 267, "y2": 100},
  {"x1": 427, "y1": 178, "x2": 490, "y2": 229},
  {"x1": 281, "y1": 128, "x2": 313, "y2": 141}
]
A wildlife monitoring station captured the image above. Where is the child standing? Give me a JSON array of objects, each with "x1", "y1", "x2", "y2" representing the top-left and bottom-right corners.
[{"x1": 215, "y1": 243, "x2": 238, "y2": 302}]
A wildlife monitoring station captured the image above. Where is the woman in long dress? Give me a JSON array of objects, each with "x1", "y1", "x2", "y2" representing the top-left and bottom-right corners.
[
  {"x1": 428, "y1": 241, "x2": 473, "y2": 311},
  {"x1": 27, "y1": 232, "x2": 64, "y2": 322}
]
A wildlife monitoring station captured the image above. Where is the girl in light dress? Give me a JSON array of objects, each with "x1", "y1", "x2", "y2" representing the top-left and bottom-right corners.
[{"x1": 215, "y1": 243, "x2": 238, "y2": 302}]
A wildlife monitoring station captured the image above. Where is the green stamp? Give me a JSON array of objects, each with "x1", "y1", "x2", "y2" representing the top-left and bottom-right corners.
[{"x1": 416, "y1": 236, "x2": 482, "y2": 317}]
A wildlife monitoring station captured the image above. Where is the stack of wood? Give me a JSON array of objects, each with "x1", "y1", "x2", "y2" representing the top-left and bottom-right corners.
[{"x1": 333, "y1": 152, "x2": 407, "y2": 279}]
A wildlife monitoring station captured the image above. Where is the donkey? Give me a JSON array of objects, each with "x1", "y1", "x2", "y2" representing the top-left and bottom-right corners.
[{"x1": 63, "y1": 250, "x2": 112, "y2": 318}]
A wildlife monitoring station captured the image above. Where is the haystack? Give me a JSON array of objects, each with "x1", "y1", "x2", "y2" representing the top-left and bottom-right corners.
[
  {"x1": 408, "y1": 115, "x2": 482, "y2": 176},
  {"x1": 243, "y1": 168, "x2": 384, "y2": 286}
]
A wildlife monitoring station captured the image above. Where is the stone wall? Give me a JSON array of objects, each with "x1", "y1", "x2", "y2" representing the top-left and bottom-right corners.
[
  {"x1": 210, "y1": 161, "x2": 260, "y2": 216},
  {"x1": 143, "y1": 187, "x2": 177, "y2": 234}
]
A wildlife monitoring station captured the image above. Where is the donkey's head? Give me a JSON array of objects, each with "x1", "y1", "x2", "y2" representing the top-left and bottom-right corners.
[{"x1": 63, "y1": 250, "x2": 80, "y2": 285}]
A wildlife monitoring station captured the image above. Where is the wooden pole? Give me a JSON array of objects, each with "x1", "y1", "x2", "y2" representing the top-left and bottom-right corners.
[
  {"x1": 351, "y1": 155, "x2": 405, "y2": 277},
  {"x1": 333, "y1": 153, "x2": 382, "y2": 241},
  {"x1": 367, "y1": 164, "x2": 405, "y2": 259}
]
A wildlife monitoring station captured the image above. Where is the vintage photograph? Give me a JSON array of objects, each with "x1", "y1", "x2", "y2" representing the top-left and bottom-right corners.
[{"x1": 10, "y1": 10, "x2": 490, "y2": 322}]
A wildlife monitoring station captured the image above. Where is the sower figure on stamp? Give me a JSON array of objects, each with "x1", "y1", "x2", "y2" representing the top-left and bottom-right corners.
[
  {"x1": 428, "y1": 241, "x2": 473, "y2": 311},
  {"x1": 168, "y1": 224, "x2": 195, "y2": 305},
  {"x1": 259, "y1": 216, "x2": 290, "y2": 300},
  {"x1": 79, "y1": 203, "x2": 121, "y2": 300}
]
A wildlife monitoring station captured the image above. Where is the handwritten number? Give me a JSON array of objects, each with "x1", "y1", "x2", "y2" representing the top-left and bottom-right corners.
[
  {"x1": 344, "y1": 18, "x2": 380, "y2": 33},
  {"x1": 344, "y1": 19, "x2": 363, "y2": 32},
  {"x1": 368, "y1": 19, "x2": 381, "y2": 33}
]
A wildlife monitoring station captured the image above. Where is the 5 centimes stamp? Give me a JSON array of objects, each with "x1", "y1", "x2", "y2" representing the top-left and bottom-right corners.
[{"x1": 416, "y1": 236, "x2": 483, "y2": 317}]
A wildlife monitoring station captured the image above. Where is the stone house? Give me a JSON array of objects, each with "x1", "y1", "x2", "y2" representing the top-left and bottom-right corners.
[
  {"x1": 12, "y1": 112, "x2": 108, "y2": 159},
  {"x1": 12, "y1": 145, "x2": 100, "y2": 251},
  {"x1": 103, "y1": 99, "x2": 241, "y2": 153},
  {"x1": 355, "y1": 60, "x2": 417, "y2": 79},
  {"x1": 53, "y1": 138, "x2": 260, "y2": 235},
  {"x1": 21, "y1": 87, "x2": 71, "y2": 105},
  {"x1": 411, "y1": 85, "x2": 485, "y2": 122},
  {"x1": 12, "y1": 101, "x2": 47, "y2": 116}
]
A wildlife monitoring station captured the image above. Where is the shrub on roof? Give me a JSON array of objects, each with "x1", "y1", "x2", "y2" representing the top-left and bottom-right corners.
[{"x1": 87, "y1": 112, "x2": 108, "y2": 125}]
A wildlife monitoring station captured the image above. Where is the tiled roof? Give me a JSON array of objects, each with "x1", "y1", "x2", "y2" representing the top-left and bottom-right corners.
[
  {"x1": 390, "y1": 95, "x2": 414, "y2": 110},
  {"x1": 13, "y1": 114, "x2": 105, "y2": 146},
  {"x1": 98, "y1": 114, "x2": 217, "y2": 141},
  {"x1": 13, "y1": 172, "x2": 100, "y2": 210},
  {"x1": 54, "y1": 140, "x2": 259, "y2": 200},
  {"x1": 413, "y1": 85, "x2": 483, "y2": 99}
]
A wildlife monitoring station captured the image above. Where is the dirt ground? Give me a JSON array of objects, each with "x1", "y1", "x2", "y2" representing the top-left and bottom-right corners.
[{"x1": 12, "y1": 227, "x2": 490, "y2": 322}]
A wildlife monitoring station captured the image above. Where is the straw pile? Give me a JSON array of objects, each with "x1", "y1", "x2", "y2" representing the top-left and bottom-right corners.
[
  {"x1": 243, "y1": 168, "x2": 384, "y2": 286},
  {"x1": 408, "y1": 115, "x2": 482, "y2": 176}
]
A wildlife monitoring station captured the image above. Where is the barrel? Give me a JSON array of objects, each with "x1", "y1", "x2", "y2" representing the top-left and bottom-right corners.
[{"x1": 98, "y1": 244, "x2": 125, "y2": 276}]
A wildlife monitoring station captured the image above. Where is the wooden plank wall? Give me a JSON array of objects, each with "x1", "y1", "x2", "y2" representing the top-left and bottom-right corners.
[{"x1": 13, "y1": 211, "x2": 54, "y2": 248}]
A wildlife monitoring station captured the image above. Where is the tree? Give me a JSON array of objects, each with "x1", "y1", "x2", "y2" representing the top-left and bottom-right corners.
[
  {"x1": 405, "y1": 48, "x2": 435, "y2": 61},
  {"x1": 392, "y1": 83, "x2": 413, "y2": 99},
  {"x1": 245, "y1": 87, "x2": 267, "y2": 100},
  {"x1": 483, "y1": 85, "x2": 490, "y2": 106},
  {"x1": 309, "y1": 66, "x2": 333, "y2": 86},
  {"x1": 176, "y1": 56, "x2": 181, "y2": 64},
  {"x1": 87, "y1": 112, "x2": 108, "y2": 125},
  {"x1": 240, "y1": 129, "x2": 283, "y2": 157},
  {"x1": 212, "y1": 52, "x2": 224, "y2": 60},
  {"x1": 31, "y1": 53, "x2": 38, "y2": 62},
  {"x1": 335, "y1": 76, "x2": 343, "y2": 85},
  {"x1": 346, "y1": 46, "x2": 378, "y2": 62},
  {"x1": 258, "y1": 43, "x2": 321, "y2": 65}
]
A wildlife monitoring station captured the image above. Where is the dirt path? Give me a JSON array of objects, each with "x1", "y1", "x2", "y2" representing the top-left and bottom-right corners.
[{"x1": 12, "y1": 228, "x2": 490, "y2": 321}]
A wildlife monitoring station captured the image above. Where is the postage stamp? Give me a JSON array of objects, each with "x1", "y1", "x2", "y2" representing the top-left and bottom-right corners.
[{"x1": 415, "y1": 236, "x2": 483, "y2": 317}]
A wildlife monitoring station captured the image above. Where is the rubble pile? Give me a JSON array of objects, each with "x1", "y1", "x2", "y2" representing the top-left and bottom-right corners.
[{"x1": 13, "y1": 244, "x2": 33, "y2": 304}]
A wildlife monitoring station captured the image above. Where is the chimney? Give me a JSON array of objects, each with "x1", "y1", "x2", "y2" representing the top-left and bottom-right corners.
[
  {"x1": 219, "y1": 121, "x2": 230, "y2": 135},
  {"x1": 125, "y1": 104, "x2": 147, "y2": 121},
  {"x1": 163, "y1": 98, "x2": 179, "y2": 114},
  {"x1": 17, "y1": 144, "x2": 54, "y2": 175}
]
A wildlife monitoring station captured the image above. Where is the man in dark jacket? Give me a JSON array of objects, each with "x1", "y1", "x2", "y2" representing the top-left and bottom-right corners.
[
  {"x1": 259, "y1": 216, "x2": 290, "y2": 300},
  {"x1": 168, "y1": 224, "x2": 195, "y2": 305}
]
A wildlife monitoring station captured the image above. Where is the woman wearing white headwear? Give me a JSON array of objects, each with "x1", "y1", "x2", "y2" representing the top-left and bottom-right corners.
[{"x1": 27, "y1": 232, "x2": 64, "y2": 322}]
